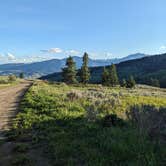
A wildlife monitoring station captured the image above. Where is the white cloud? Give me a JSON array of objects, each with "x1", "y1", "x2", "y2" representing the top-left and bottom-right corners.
[
  {"x1": 6, "y1": 53, "x2": 16, "y2": 60},
  {"x1": 41, "y1": 48, "x2": 81, "y2": 56},
  {"x1": 159, "y1": 45, "x2": 166, "y2": 50},
  {"x1": 65, "y1": 50, "x2": 80, "y2": 55},
  {"x1": 41, "y1": 48, "x2": 63, "y2": 54}
]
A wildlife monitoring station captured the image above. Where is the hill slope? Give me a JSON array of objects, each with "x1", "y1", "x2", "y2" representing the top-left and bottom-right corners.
[
  {"x1": 0, "y1": 53, "x2": 146, "y2": 77},
  {"x1": 41, "y1": 53, "x2": 166, "y2": 88}
]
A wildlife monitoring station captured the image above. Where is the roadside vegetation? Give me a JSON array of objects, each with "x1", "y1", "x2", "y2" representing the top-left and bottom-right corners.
[
  {"x1": 0, "y1": 75, "x2": 19, "y2": 89},
  {"x1": 7, "y1": 81, "x2": 166, "y2": 165}
]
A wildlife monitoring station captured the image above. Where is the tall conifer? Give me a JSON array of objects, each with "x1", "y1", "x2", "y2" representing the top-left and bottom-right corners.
[
  {"x1": 102, "y1": 67, "x2": 109, "y2": 86},
  {"x1": 80, "y1": 52, "x2": 90, "y2": 84},
  {"x1": 62, "y1": 56, "x2": 77, "y2": 84},
  {"x1": 109, "y1": 64, "x2": 119, "y2": 86}
]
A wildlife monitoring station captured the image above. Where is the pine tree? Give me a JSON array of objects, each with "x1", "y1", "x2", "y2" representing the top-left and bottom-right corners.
[
  {"x1": 62, "y1": 56, "x2": 77, "y2": 84},
  {"x1": 80, "y1": 52, "x2": 90, "y2": 84},
  {"x1": 19, "y1": 72, "x2": 24, "y2": 79},
  {"x1": 126, "y1": 76, "x2": 136, "y2": 88},
  {"x1": 109, "y1": 64, "x2": 119, "y2": 86},
  {"x1": 102, "y1": 67, "x2": 109, "y2": 86}
]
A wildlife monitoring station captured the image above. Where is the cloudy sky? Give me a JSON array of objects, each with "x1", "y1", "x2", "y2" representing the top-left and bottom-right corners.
[{"x1": 0, "y1": 0, "x2": 166, "y2": 64}]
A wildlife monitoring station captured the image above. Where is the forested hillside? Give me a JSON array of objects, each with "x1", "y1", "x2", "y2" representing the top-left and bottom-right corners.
[{"x1": 41, "y1": 53, "x2": 166, "y2": 88}]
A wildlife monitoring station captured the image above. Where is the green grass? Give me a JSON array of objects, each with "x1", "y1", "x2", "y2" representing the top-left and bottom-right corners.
[{"x1": 11, "y1": 81, "x2": 166, "y2": 165}]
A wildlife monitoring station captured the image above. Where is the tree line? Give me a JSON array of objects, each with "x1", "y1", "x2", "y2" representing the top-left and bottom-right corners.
[{"x1": 62, "y1": 52, "x2": 136, "y2": 88}]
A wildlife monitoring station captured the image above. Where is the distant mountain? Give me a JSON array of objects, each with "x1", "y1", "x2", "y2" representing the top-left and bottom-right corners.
[
  {"x1": 0, "y1": 53, "x2": 147, "y2": 77},
  {"x1": 41, "y1": 53, "x2": 166, "y2": 88},
  {"x1": 119, "y1": 53, "x2": 147, "y2": 61}
]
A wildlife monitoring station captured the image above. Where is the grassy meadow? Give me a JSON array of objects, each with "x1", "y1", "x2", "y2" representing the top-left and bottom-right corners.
[{"x1": 8, "y1": 81, "x2": 166, "y2": 165}]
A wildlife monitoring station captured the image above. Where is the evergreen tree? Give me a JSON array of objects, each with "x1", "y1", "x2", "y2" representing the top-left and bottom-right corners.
[
  {"x1": 121, "y1": 79, "x2": 127, "y2": 87},
  {"x1": 19, "y1": 72, "x2": 24, "y2": 79},
  {"x1": 126, "y1": 76, "x2": 136, "y2": 88},
  {"x1": 102, "y1": 67, "x2": 109, "y2": 86},
  {"x1": 109, "y1": 64, "x2": 119, "y2": 86},
  {"x1": 80, "y1": 52, "x2": 90, "y2": 84},
  {"x1": 62, "y1": 56, "x2": 77, "y2": 84}
]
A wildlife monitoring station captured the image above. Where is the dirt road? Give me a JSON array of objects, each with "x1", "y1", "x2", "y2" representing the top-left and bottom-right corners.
[{"x1": 0, "y1": 81, "x2": 32, "y2": 131}]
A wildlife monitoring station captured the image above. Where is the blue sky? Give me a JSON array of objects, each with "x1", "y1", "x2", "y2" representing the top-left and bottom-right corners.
[{"x1": 0, "y1": 0, "x2": 166, "y2": 63}]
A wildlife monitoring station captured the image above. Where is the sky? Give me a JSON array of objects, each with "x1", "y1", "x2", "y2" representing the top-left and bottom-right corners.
[{"x1": 0, "y1": 0, "x2": 166, "y2": 64}]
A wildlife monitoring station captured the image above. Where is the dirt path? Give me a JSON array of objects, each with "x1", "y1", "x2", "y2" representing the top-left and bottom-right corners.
[
  {"x1": 0, "y1": 81, "x2": 32, "y2": 166},
  {"x1": 0, "y1": 81, "x2": 32, "y2": 132}
]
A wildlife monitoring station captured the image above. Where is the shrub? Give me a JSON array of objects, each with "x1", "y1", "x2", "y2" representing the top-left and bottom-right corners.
[
  {"x1": 120, "y1": 79, "x2": 127, "y2": 87},
  {"x1": 0, "y1": 78, "x2": 9, "y2": 84},
  {"x1": 102, "y1": 114, "x2": 125, "y2": 127},
  {"x1": 60, "y1": 82, "x2": 68, "y2": 87},
  {"x1": 8, "y1": 75, "x2": 17, "y2": 82},
  {"x1": 66, "y1": 90, "x2": 82, "y2": 101},
  {"x1": 85, "y1": 104, "x2": 98, "y2": 122},
  {"x1": 127, "y1": 105, "x2": 166, "y2": 143},
  {"x1": 150, "y1": 78, "x2": 160, "y2": 87}
]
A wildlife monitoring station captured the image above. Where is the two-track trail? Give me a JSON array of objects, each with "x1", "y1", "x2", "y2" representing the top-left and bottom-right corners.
[
  {"x1": 0, "y1": 81, "x2": 32, "y2": 166},
  {"x1": 0, "y1": 81, "x2": 32, "y2": 131}
]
